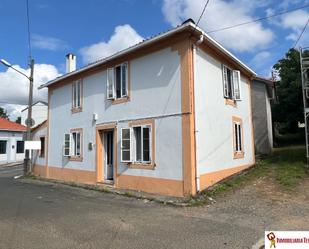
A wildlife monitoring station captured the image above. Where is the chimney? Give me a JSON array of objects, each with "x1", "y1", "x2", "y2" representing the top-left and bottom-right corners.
[{"x1": 65, "y1": 53, "x2": 76, "y2": 73}]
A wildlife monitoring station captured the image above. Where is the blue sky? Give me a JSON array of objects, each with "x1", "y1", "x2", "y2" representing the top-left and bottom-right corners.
[{"x1": 0, "y1": 0, "x2": 309, "y2": 119}]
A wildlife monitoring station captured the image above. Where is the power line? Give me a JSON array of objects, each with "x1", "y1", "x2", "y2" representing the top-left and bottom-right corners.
[
  {"x1": 206, "y1": 3, "x2": 309, "y2": 34},
  {"x1": 26, "y1": 0, "x2": 32, "y2": 62},
  {"x1": 294, "y1": 17, "x2": 309, "y2": 48},
  {"x1": 196, "y1": 0, "x2": 210, "y2": 27}
]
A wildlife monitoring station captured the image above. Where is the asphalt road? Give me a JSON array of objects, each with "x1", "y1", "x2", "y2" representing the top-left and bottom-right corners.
[{"x1": 1, "y1": 164, "x2": 307, "y2": 249}]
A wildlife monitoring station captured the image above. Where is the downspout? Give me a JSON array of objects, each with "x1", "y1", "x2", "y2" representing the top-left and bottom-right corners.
[{"x1": 193, "y1": 34, "x2": 203, "y2": 193}]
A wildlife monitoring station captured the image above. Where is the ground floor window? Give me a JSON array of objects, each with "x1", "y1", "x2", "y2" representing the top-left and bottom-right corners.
[
  {"x1": 0, "y1": 140, "x2": 7, "y2": 154},
  {"x1": 121, "y1": 119, "x2": 155, "y2": 168},
  {"x1": 63, "y1": 129, "x2": 83, "y2": 159},
  {"x1": 16, "y1": 141, "x2": 24, "y2": 154},
  {"x1": 40, "y1": 137, "x2": 45, "y2": 157},
  {"x1": 232, "y1": 117, "x2": 244, "y2": 159}
]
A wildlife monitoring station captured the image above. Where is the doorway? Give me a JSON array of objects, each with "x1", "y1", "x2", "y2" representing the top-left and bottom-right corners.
[{"x1": 103, "y1": 130, "x2": 114, "y2": 182}]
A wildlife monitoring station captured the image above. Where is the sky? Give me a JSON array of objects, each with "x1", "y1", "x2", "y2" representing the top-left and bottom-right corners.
[{"x1": 0, "y1": 0, "x2": 309, "y2": 120}]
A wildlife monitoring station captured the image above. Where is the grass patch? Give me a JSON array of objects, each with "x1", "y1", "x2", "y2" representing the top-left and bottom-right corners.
[{"x1": 191, "y1": 147, "x2": 308, "y2": 206}]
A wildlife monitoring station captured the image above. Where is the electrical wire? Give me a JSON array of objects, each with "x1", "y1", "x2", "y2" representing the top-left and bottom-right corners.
[
  {"x1": 196, "y1": 0, "x2": 210, "y2": 27},
  {"x1": 294, "y1": 17, "x2": 309, "y2": 48},
  {"x1": 206, "y1": 3, "x2": 309, "y2": 34}
]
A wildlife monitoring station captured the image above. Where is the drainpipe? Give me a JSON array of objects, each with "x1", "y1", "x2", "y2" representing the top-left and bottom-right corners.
[{"x1": 192, "y1": 42, "x2": 200, "y2": 193}]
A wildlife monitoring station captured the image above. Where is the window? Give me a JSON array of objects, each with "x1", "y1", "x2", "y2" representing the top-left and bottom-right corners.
[
  {"x1": 222, "y1": 65, "x2": 241, "y2": 101},
  {"x1": 63, "y1": 129, "x2": 82, "y2": 159},
  {"x1": 233, "y1": 117, "x2": 244, "y2": 158},
  {"x1": 40, "y1": 137, "x2": 45, "y2": 157},
  {"x1": 121, "y1": 121, "x2": 153, "y2": 166},
  {"x1": 121, "y1": 128, "x2": 131, "y2": 162},
  {"x1": 16, "y1": 141, "x2": 24, "y2": 154},
  {"x1": 72, "y1": 80, "x2": 82, "y2": 110},
  {"x1": 107, "y1": 62, "x2": 128, "y2": 100},
  {"x1": 0, "y1": 140, "x2": 7, "y2": 154}
]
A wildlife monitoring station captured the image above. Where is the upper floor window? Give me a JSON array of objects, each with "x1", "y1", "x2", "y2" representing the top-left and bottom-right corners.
[
  {"x1": 72, "y1": 80, "x2": 82, "y2": 111},
  {"x1": 107, "y1": 62, "x2": 128, "y2": 100},
  {"x1": 222, "y1": 65, "x2": 241, "y2": 101}
]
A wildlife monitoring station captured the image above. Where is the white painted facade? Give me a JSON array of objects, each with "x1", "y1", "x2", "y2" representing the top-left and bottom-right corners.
[
  {"x1": 31, "y1": 126, "x2": 47, "y2": 167},
  {"x1": 21, "y1": 102, "x2": 48, "y2": 127},
  {"x1": 194, "y1": 47, "x2": 254, "y2": 177},
  {"x1": 0, "y1": 131, "x2": 24, "y2": 164},
  {"x1": 48, "y1": 47, "x2": 183, "y2": 180}
]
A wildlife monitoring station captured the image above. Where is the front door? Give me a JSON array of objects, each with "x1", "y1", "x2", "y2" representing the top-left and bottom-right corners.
[{"x1": 103, "y1": 131, "x2": 114, "y2": 182}]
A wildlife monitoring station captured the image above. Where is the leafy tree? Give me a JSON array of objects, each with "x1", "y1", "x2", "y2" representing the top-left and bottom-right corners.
[
  {"x1": 272, "y1": 48, "x2": 308, "y2": 133},
  {"x1": 0, "y1": 107, "x2": 9, "y2": 119},
  {"x1": 15, "y1": 116, "x2": 21, "y2": 124}
]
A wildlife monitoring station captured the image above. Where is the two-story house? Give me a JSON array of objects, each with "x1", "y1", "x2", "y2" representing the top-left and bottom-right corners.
[{"x1": 33, "y1": 19, "x2": 256, "y2": 197}]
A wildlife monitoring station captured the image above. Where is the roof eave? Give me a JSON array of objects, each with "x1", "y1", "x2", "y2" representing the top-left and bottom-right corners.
[{"x1": 39, "y1": 22, "x2": 256, "y2": 89}]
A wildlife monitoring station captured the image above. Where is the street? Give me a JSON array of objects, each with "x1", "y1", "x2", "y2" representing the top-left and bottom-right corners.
[{"x1": 0, "y1": 164, "x2": 308, "y2": 249}]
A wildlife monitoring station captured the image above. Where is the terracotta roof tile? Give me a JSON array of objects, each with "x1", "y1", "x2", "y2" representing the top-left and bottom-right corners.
[{"x1": 0, "y1": 118, "x2": 27, "y2": 131}]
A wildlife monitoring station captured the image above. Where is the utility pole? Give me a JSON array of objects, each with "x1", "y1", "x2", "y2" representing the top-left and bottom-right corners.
[
  {"x1": 300, "y1": 47, "x2": 309, "y2": 167},
  {"x1": 24, "y1": 58, "x2": 34, "y2": 175}
]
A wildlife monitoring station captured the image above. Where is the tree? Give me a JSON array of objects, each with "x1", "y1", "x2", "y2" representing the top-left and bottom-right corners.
[
  {"x1": 272, "y1": 48, "x2": 308, "y2": 133},
  {"x1": 0, "y1": 107, "x2": 9, "y2": 119},
  {"x1": 15, "y1": 116, "x2": 21, "y2": 124}
]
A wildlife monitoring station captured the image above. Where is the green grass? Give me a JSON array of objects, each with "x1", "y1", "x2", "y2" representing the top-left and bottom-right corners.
[{"x1": 191, "y1": 147, "x2": 308, "y2": 206}]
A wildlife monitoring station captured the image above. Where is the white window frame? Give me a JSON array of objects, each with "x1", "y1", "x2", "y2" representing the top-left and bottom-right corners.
[
  {"x1": 121, "y1": 128, "x2": 131, "y2": 162},
  {"x1": 72, "y1": 80, "x2": 82, "y2": 108},
  {"x1": 132, "y1": 124, "x2": 152, "y2": 164},
  {"x1": 63, "y1": 131, "x2": 82, "y2": 157},
  {"x1": 222, "y1": 65, "x2": 242, "y2": 101},
  {"x1": 106, "y1": 62, "x2": 128, "y2": 100}
]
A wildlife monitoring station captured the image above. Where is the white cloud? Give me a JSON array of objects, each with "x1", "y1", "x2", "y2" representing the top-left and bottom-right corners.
[
  {"x1": 162, "y1": 0, "x2": 274, "y2": 52},
  {"x1": 80, "y1": 24, "x2": 144, "y2": 64},
  {"x1": 0, "y1": 63, "x2": 61, "y2": 120},
  {"x1": 250, "y1": 51, "x2": 271, "y2": 68},
  {"x1": 32, "y1": 34, "x2": 69, "y2": 51}
]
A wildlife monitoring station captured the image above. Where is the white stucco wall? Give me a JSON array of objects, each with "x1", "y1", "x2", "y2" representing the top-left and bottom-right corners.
[
  {"x1": 48, "y1": 47, "x2": 183, "y2": 180},
  {"x1": 0, "y1": 131, "x2": 24, "y2": 164},
  {"x1": 194, "y1": 47, "x2": 254, "y2": 176},
  {"x1": 21, "y1": 103, "x2": 48, "y2": 127},
  {"x1": 31, "y1": 126, "x2": 47, "y2": 167},
  {"x1": 265, "y1": 95, "x2": 273, "y2": 150}
]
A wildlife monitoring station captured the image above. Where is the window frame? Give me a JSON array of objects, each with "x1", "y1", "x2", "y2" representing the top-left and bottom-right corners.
[
  {"x1": 0, "y1": 140, "x2": 7, "y2": 155},
  {"x1": 39, "y1": 136, "x2": 45, "y2": 158},
  {"x1": 222, "y1": 64, "x2": 242, "y2": 105},
  {"x1": 63, "y1": 128, "x2": 83, "y2": 161},
  {"x1": 72, "y1": 79, "x2": 83, "y2": 113},
  {"x1": 122, "y1": 119, "x2": 155, "y2": 170},
  {"x1": 132, "y1": 124, "x2": 152, "y2": 164},
  {"x1": 232, "y1": 116, "x2": 244, "y2": 159},
  {"x1": 106, "y1": 62, "x2": 130, "y2": 104},
  {"x1": 16, "y1": 140, "x2": 24, "y2": 154}
]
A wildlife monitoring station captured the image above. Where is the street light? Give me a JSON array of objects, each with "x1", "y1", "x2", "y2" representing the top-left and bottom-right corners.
[{"x1": 0, "y1": 58, "x2": 34, "y2": 176}]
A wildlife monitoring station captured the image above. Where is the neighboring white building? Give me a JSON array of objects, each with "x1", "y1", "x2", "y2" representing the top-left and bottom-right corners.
[
  {"x1": 21, "y1": 101, "x2": 48, "y2": 127},
  {"x1": 0, "y1": 118, "x2": 26, "y2": 164},
  {"x1": 33, "y1": 19, "x2": 256, "y2": 197}
]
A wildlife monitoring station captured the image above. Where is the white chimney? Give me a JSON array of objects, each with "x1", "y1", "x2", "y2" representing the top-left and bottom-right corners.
[{"x1": 65, "y1": 53, "x2": 76, "y2": 73}]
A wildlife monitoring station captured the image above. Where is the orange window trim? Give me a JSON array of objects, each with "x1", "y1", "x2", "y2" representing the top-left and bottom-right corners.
[
  {"x1": 232, "y1": 116, "x2": 244, "y2": 159},
  {"x1": 225, "y1": 98, "x2": 236, "y2": 107},
  {"x1": 128, "y1": 118, "x2": 156, "y2": 170},
  {"x1": 71, "y1": 79, "x2": 83, "y2": 114},
  {"x1": 111, "y1": 61, "x2": 131, "y2": 105},
  {"x1": 69, "y1": 128, "x2": 83, "y2": 161}
]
